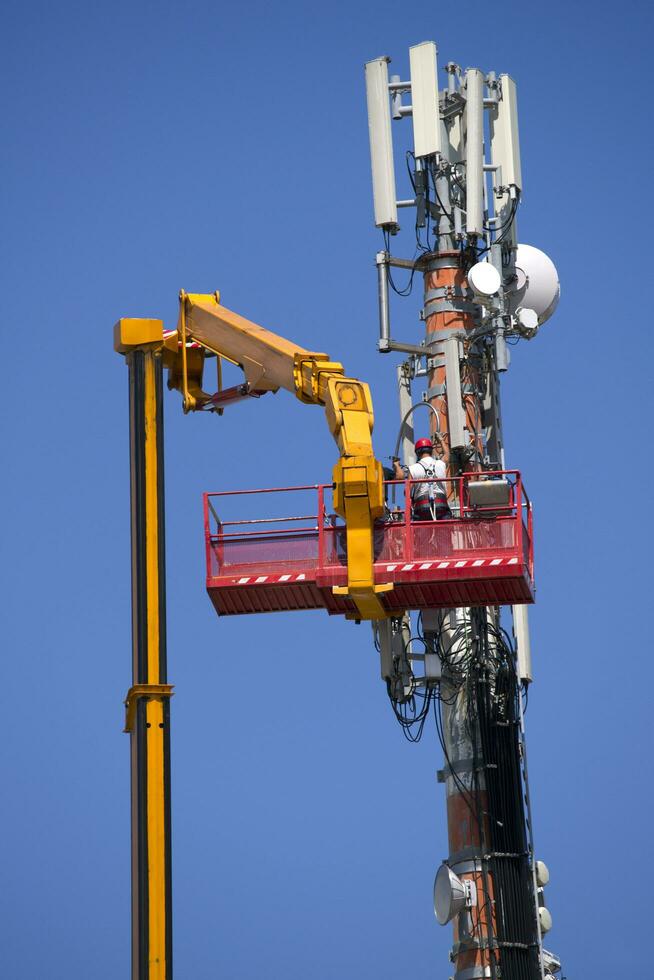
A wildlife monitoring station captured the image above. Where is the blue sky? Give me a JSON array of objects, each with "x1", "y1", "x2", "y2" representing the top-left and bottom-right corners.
[{"x1": 2, "y1": 1, "x2": 652, "y2": 977}]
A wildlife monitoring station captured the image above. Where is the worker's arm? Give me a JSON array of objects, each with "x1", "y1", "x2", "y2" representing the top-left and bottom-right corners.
[
  {"x1": 165, "y1": 290, "x2": 392, "y2": 621},
  {"x1": 393, "y1": 459, "x2": 405, "y2": 480}
]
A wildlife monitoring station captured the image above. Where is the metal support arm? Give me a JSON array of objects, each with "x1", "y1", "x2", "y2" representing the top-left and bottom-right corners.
[{"x1": 166, "y1": 291, "x2": 393, "y2": 621}]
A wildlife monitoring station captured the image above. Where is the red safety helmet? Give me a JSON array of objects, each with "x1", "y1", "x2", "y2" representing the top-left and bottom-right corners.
[{"x1": 414, "y1": 438, "x2": 433, "y2": 454}]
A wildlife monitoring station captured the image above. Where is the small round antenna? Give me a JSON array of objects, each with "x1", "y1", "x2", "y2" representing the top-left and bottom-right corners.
[
  {"x1": 433, "y1": 864, "x2": 469, "y2": 925},
  {"x1": 468, "y1": 261, "x2": 502, "y2": 297}
]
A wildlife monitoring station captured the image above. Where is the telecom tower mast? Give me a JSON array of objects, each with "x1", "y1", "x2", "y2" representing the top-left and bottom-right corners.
[{"x1": 365, "y1": 43, "x2": 561, "y2": 980}]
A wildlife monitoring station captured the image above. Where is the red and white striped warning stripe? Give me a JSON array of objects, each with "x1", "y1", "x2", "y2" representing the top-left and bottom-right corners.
[
  {"x1": 228, "y1": 572, "x2": 310, "y2": 586},
  {"x1": 222, "y1": 556, "x2": 520, "y2": 587},
  {"x1": 381, "y1": 556, "x2": 519, "y2": 572}
]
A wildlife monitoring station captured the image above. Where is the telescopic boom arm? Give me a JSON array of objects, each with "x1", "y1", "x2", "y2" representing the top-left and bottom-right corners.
[{"x1": 165, "y1": 290, "x2": 392, "y2": 621}]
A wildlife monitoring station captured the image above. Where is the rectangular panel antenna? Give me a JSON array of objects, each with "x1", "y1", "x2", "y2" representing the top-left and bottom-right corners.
[
  {"x1": 443, "y1": 337, "x2": 466, "y2": 450},
  {"x1": 490, "y1": 74, "x2": 522, "y2": 191},
  {"x1": 445, "y1": 114, "x2": 462, "y2": 163},
  {"x1": 490, "y1": 73, "x2": 522, "y2": 230},
  {"x1": 465, "y1": 68, "x2": 484, "y2": 236},
  {"x1": 365, "y1": 57, "x2": 398, "y2": 230},
  {"x1": 409, "y1": 41, "x2": 441, "y2": 159}
]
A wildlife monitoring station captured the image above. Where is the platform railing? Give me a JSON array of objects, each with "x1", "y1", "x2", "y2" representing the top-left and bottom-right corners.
[{"x1": 204, "y1": 471, "x2": 532, "y2": 579}]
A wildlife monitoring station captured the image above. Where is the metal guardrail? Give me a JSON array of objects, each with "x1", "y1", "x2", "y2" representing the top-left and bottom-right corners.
[{"x1": 203, "y1": 471, "x2": 533, "y2": 581}]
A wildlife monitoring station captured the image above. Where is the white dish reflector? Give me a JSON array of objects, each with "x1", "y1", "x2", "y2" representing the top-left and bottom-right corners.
[{"x1": 509, "y1": 244, "x2": 560, "y2": 326}]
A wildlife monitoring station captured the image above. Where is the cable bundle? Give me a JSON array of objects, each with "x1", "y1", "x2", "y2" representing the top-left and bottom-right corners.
[{"x1": 387, "y1": 609, "x2": 541, "y2": 980}]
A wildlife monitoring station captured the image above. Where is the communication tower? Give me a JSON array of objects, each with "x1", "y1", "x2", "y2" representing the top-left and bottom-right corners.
[{"x1": 364, "y1": 41, "x2": 561, "y2": 980}]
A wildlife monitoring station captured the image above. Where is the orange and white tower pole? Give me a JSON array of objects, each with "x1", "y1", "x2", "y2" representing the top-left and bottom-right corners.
[
  {"x1": 422, "y1": 245, "x2": 499, "y2": 979},
  {"x1": 366, "y1": 41, "x2": 561, "y2": 980}
]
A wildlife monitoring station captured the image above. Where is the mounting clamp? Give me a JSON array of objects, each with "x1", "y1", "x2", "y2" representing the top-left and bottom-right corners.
[{"x1": 124, "y1": 684, "x2": 174, "y2": 733}]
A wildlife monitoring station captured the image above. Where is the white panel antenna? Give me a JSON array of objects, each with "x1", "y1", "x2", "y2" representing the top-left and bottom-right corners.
[
  {"x1": 490, "y1": 74, "x2": 522, "y2": 193},
  {"x1": 490, "y1": 74, "x2": 521, "y2": 233},
  {"x1": 513, "y1": 603, "x2": 533, "y2": 683},
  {"x1": 445, "y1": 113, "x2": 462, "y2": 163},
  {"x1": 465, "y1": 68, "x2": 484, "y2": 236},
  {"x1": 365, "y1": 57, "x2": 399, "y2": 230},
  {"x1": 409, "y1": 41, "x2": 441, "y2": 159}
]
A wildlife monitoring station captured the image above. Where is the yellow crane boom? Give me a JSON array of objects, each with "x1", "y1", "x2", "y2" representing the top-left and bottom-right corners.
[
  {"x1": 165, "y1": 290, "x2": 392, "y2": 621},
  {"x1": 113, "y1": 290, "x2": 394, "y2": 980}
]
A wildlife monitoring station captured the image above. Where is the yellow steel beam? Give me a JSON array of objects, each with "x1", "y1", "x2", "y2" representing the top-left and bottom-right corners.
[{"x1": 115, "y1": 321, "x2": 173, "y2": 980}]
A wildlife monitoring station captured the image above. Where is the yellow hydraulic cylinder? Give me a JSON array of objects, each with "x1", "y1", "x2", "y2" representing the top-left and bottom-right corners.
[{"x1": 115, "y1": 319, "x2": 173, "y2": 980}]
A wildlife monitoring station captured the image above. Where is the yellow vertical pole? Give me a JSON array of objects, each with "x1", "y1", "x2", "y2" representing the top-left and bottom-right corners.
[{"x1": 115, "y1": 319, "x2": 173, "y2": 980}]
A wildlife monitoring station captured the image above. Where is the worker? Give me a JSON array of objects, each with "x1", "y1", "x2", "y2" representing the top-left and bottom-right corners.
[{"x1": 393, "y1": 437, "x2": 451, "y2": 520}]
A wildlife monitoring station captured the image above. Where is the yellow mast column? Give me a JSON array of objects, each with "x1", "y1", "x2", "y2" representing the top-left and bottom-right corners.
[{"x1": 115, "y1": 319, "x2": 174, "y2": 980}]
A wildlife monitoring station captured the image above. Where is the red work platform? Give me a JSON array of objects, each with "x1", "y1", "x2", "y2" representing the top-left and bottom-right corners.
[{"x1": 204, "y1": 471, "x2": 534, "y2": 618}]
